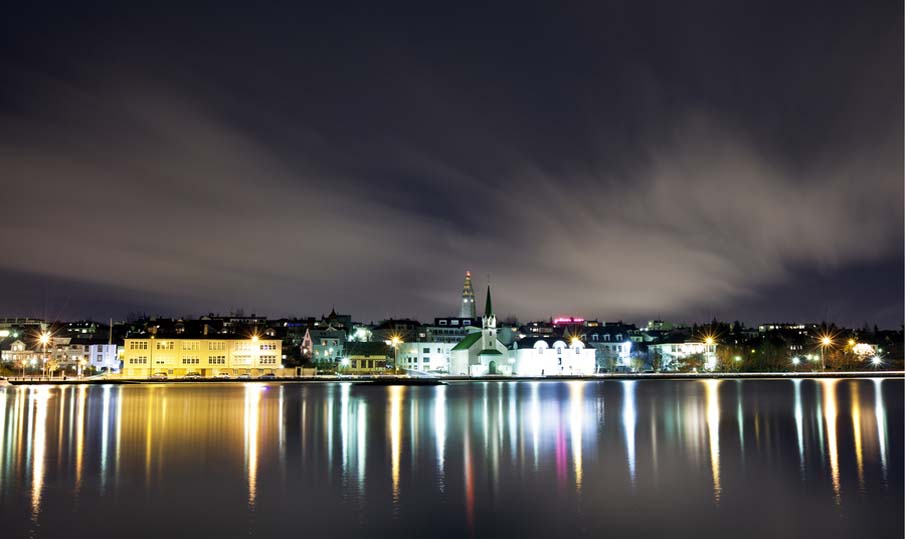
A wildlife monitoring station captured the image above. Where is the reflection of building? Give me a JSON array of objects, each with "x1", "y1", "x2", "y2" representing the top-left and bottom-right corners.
[
  {"x1": 121, "y1": 337, "x2": 282, "y2": 377},
  {"x1": 648, "y1": 340, "x2": 718, "y2": 371},
  {"x1": 509, "y1": 337, "x2": 596, "y2": 376},
  {"x1": 449, "y1": 285, "x2": 508, "y2": 376}
]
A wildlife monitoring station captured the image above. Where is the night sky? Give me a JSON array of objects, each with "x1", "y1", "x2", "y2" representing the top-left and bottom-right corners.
[{"x1": 1, "y1": 2, "x2": 902, "y2": 327}]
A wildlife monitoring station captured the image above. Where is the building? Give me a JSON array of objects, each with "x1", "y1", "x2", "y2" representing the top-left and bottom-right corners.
[
  {"x1": 449, "y1": 285, "x2": 508, "y2": 376},
  {"x1": 397, "y1": 341, "x2": 456, "y2": 373},
  {"x1": 509, "y1": 337, "x2": 596, "y2": 376},
  {"x1": 1, "y1": 339, "x2": 40, "y2": 367},
  {"x1": 648, "y1": 340, "x2": 718, "y2": 371},
  {"x1": 121, "y1": 336, "x2": 282, "y2": 378},
  {"x1": 88, "y1": 343, "x2": 120, "y2": 372},
  {"x1": 342, "y1": 342, "x2": 390, "y2": 374},
  {"x1": 309, "y1": 326, "x2": 346, "y2": 366},
  {"x1": 424, "y1": 317, "x2": 478, "y2": 343},
  {"x1": 460, "y1": 270, "x2": 476, "y2": 318}
]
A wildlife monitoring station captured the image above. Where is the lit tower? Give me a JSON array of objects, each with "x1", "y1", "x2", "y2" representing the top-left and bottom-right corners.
[
  {"x1": 481, "y1": 284, "x2": 497, "y2": 348},
  {"x1": 460, "y1": 271, "x2": 476, "y2": 318}
]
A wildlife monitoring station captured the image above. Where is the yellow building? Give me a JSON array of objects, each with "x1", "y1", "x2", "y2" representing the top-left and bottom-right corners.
[
  {"x1": 342, "y1": 342, "x2": 390, "y2": 374},
  {"x1": 121, "y1": 337, "x2": 282, "y2": 378}
]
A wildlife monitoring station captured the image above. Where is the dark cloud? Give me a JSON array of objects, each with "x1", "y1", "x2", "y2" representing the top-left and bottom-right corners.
[{"x1": 0, "y1": 2, "x2": 901, "y2": 326}]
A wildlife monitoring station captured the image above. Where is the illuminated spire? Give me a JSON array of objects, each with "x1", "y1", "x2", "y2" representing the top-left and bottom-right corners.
[
  {"x1": 460, "y1": 271, "x2": 476, "y2": 318},
  {"x1": 484, "y1": 284, "x2": 493, "y2": 318}
]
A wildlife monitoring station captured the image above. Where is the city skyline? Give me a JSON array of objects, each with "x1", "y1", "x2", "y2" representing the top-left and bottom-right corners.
[{"x1": 1, "y1": 3, "x2": 901, "y2": 327}]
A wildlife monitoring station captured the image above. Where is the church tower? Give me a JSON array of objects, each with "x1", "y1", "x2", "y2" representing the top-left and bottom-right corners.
[
  {"x1": 460, "y1": 271, "x2": 476, "y2": 318},
  {"x1": 482, "y1": 284, "x2": 497, "y2": 348}
]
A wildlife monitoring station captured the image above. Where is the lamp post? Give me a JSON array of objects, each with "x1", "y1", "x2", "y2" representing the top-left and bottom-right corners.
[
  {"x1": 819, "y1": 336, "x2": 832, "y2": 371},
  {"x1": 390, "y1": 335, "x2": 402, "y2": 375},
  {"x1": 38, "y1": 332, "x2": 50, "y2": 379}
]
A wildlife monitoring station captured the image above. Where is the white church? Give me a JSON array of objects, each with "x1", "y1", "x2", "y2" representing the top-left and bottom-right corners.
[
  {"x1": 449, "y1": 285, "x2": 510, "y2": 375},
  {"x1": 448, "y1": 282, "x2": 597, "y2": 377}
]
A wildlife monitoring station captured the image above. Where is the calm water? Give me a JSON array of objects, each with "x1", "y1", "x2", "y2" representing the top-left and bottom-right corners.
[{"x1": 0, "y1": 379, "x2": 901, "y2": 538}]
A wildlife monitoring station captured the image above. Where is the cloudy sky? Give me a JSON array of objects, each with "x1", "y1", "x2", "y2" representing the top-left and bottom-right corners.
[{"x1": 1, "y1": 2, "x2": 902, "y2": 326}]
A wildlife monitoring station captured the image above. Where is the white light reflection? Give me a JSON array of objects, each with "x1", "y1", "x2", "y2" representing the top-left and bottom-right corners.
[
  {"x1": 704, "y1": 380, "x2": 721, "y2": 503},
  {"x1": 356, "y1": 400, "x2": 367, "y2": 494},
  {"x1": 340, "y1": 383, "x2": 350, "y2": 474},
  {"x1": 873, "y1": 379, "x2": 888, "y2": 482},
  {"x1": 101, "y1": 385, "x2": 111, "y2": 493},
  {"x1": 435, "y1": 386, "x2": 447, "y2": 490},
  {"x1": 622, "y1": 381, "x2": 637, "y2": 488},
  {"x1": 568, "y1": 381, "x2": 585, "y2": 492},
  {"x1": 74, "y1": 385, "x2": 87, "y2": 496},
  {"x1": 793, "y1": 379, "x2": 805, "y2": 476},
  {"x1": 530, "y1": 382, "x2": 540, "y2": 469}
]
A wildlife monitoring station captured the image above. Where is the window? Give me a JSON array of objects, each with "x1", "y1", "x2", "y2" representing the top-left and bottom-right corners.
[
  {"x1": 236, "y1": 342, "x2": 253, "y2": 351},
  {"x1": 233, "y1": 355, "x2": 251, "y2": 365},
  {"x1": 182, "y1": 357, "x2": 200, "y2": 365},
  {"x1": 129, "y1": 341, "x2": 149, "y2": 350},
  {"x1": 260, "y1": 343, "x2": 277, "y2": 351},
  {"x1": 182, "y1": 341, "x2": 199, "y2": 351},
  {"x1": 260, "y1": 355, "x2": 277, "y2": 365},
  {"x1": 209, "y1": 342, "x2": 225, "y2": 351},
  {"x1": 209, "y1": 356, "x2": 226, "y2": 365},
  {"x1": 129, "y1": 357, "x2": 148, "y2": 365},
  {"x1": 422, "y1": 347, "x2": 430, "y2": 354},
  {"x1": 156, "y1": 341, "x2": 174, "y2": 350},
  {"x1": 575, "y1": 347, "x2": 580, "y2": 355},
  {"x1": 422, "y1": 357, "x2": 430, "y2": 363},
  {"x1": 439, "y1": 320, "x2": 447, "y2": 326}
]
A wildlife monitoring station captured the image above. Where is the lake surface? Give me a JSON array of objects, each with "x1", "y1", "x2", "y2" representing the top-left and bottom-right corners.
[{"x1": 0, "y1": 379, "x2": 901, "y2": 538}]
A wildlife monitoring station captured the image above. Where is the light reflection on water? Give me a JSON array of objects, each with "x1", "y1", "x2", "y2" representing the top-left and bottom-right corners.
[{"x1": 0, "y1": 379, "x2": 901, "y2": 538}]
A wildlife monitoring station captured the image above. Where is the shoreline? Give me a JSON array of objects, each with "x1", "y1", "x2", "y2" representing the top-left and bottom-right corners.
[{"x1": 2, "y1": 370, "x2": 902, "y2": 385}]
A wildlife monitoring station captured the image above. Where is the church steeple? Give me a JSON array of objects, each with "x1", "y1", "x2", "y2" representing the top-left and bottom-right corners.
[
  {"x1": 482, "y1": 284, "x2": 496, "y2": 330},
  {"x1": 460, "y1": 270, "x2": 476, "y2": 318}
]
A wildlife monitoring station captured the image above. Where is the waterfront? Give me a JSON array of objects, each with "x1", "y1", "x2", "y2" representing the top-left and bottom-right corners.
[{"x1": 0, "y1": 379, "x2": 901, "y2": 538}]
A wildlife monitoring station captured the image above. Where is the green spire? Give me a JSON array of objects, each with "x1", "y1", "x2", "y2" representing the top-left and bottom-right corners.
[{"x1": 484, "y1": 285, "x2": 493, "y2": 317}]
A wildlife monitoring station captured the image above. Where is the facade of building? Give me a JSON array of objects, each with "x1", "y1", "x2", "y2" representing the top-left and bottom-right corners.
[
  {"x1": 1, "y1": 340, "x2": 40, "y2": 366},
  {"x1": 310, "y1": 327, "x2": 346, "y2": 365},
  {"x1": 460, "y1": 271, "x2": 476, "y2": 318},
  {"x1": 449, "y1": 285, "x2": 509, "y2": 376},
  {"x1": 397, "y1": 341, "x2": 455, "y2": 373},
  {"x1": 343, "y1": 342, "x2": 389, "y2": 374},
  {"x1": 121, "y1": 337, "x2": 282, "y2": 378},
  {"x1": 88, "y1": 343, "x2": 121, "y2": 372},
  {"x1": 647, "y1": 340, "x2": 718, "y2": 371},
  {"x1": 509, "y1": 337, "x2": 597, "y2": 376}
]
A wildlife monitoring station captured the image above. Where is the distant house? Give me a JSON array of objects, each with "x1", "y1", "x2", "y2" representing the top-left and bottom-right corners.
[
  {"x1": 343, "y1": 342, "x2": 390, "y2": 374},
  {"x1": 510, "y1": 337, "x2": 596, "y2": 376}
]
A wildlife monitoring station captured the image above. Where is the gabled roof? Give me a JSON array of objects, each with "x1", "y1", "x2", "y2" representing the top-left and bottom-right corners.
[
  {"x1": 478, "y1": 349, "x2": 502, "y2": 355},
  {"x1": 451, "y1": 332, "x2": 482, "y2": 351}
]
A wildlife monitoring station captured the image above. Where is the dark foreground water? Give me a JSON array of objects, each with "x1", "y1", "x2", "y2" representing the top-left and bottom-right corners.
[{"x1": 0, "y1": 379, "x2": 901, "y2": 538}]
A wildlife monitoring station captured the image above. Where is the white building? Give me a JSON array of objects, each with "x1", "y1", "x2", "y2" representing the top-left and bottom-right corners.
[
  {"x1": 648, "y1": 341, "x2": 718, "y2": 371},
  {"x1": 397, "y1": 341, "x2": 455, "y2": 373},
  {"x1": 1, "y1": 339, "x2": 40, "y2": 366},
  {"x1": 509, "y1": 337, "x2": 597, "y2": 376},
  {"x1": 88, "y1": 343, "x2": 120, "y2": 372},
  {"x1": 449, "y1": 285, "x2": 509, "y2": 376}
]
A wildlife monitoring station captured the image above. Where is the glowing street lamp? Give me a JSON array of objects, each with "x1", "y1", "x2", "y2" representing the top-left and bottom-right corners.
[
  {"x1": 38, "y1": 331, "x2": 51, "y2": 378},
  {"x1": 818, "y1": 335, "x2": 833, "y2": 370},
  {"x1": 389, "y1": 335, "x2": 403, "y2": 374}
]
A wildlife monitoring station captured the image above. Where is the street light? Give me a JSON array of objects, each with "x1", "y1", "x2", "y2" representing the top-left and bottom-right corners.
[
  {"x1": 389, "y1": 335, "x2": 403, "y2": 374},
  {"x1": 38, "y1": 331, "x2": 51, "y2": 378},
  {"x1": 818, "y1": 335, "x2": 833, "y2": 371}
]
